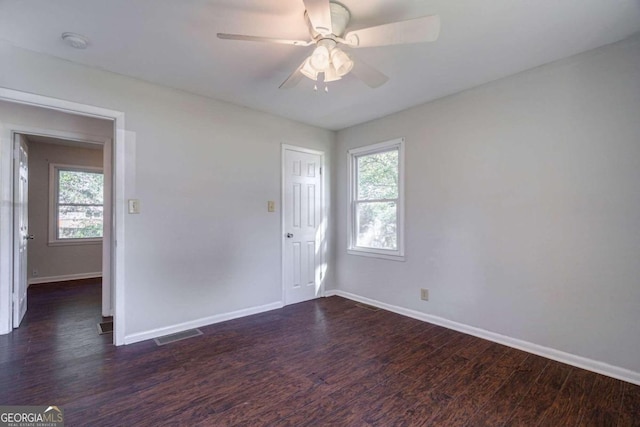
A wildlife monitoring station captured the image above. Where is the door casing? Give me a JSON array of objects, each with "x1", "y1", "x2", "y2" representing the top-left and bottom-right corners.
[{"x1": 0, "y1": 88, "x2": 127, "y2": 345}]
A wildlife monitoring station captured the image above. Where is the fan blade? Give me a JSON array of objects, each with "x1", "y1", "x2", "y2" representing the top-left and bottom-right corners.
[
  {"x1": 217, "y1": 33, "x2": 312, "y2": 46},
  {"x1": 344, "y1": 15, "x2": 440, "y2": 48},
  {"x1": 279, "y1": 59, "x2": 308, "y2": 89},
  {"x1": 303, "y1": 0, "x2": 332, "y2": 35},
  {"x1": 350, "y1": 55, "x2": 389, "y2": 88}
]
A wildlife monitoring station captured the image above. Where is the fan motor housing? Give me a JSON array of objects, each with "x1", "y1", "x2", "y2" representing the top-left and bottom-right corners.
[{"x1": 305, "y1": 1, "x2": 351, "y2": 39}]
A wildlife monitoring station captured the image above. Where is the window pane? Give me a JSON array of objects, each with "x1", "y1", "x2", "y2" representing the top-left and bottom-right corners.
[
  {"x1": 58, "y1": 205, "x2": 103, "y2": 239},
  {"x1": 357, "y1": 150, "x2": 398, "y2": 200},
  {"x1": 356, "y1": 201, "x2": 397, "y2": 250},
  {"x1": 58, "y1": 170, "x2": 103, "y2": 205}
]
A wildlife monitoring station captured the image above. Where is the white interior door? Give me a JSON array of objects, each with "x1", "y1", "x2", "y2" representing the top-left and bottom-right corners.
[
  {"x1": 13, "y1": 134, "x2": 29, "y2": 327},
  {"x1": 283, "y1": 147, "x2": 323, "y2": 305}
]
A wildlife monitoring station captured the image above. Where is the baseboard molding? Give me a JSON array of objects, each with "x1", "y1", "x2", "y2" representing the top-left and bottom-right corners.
[
  {"x1": 324, "y1": 289, "x2": 339, "y2": 297},
  {"x1": 28, "y1": 272, "x2": 102, "y2": 285},
  {"x1": 124, "y1": 301, "x2": 284, "y2": 345},
  {"x1": 331, "y1": 290, "x2": 640, "y2": 386}
]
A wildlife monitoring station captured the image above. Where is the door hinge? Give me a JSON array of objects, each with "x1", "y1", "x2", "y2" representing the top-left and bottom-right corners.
[{"x1": 319, "y1": 167, "x2": 322, "y2": 175}]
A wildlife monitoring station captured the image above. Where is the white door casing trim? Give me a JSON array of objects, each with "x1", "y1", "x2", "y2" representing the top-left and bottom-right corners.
[
  {"x1": 281, "y1": 144, "x2": 327, "y2": 305},
  {"x1": 0, "y1": 87, "x2": 127, "y2": 345}
]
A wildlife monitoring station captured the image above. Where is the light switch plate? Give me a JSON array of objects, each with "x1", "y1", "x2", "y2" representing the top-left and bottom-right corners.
[
  {"x1": 128, "y1": 199, "x2": 140, "y2": 214},
  {"x1": 267, "y1": 201, "x2": 275, "y2": 212}
]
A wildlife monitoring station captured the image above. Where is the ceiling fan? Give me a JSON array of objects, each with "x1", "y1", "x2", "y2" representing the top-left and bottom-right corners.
[{"x1": 217, "y1": 0, "x2": 440, "y2": 90}]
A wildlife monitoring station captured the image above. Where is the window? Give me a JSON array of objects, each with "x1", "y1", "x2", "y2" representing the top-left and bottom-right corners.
[
  {"x1": 49, "y1": 164, "x2": 104, "y2": 245},
  {"x1": 348, "y1": 138, "x2": 405, "y2": 261}
]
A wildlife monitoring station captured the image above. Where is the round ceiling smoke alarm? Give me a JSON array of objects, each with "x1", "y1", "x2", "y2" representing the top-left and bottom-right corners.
[{"x1": 61, "y1": 32, "x2": 89, "y2": 49}]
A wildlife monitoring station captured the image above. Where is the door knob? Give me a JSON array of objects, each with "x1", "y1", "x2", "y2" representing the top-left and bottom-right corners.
[
  {"x1": 286, "y1": 233, "x2": 294, "y2": 238},
  {"x1": 25, "y1": 235, "x2": 34, "y2": 240}
]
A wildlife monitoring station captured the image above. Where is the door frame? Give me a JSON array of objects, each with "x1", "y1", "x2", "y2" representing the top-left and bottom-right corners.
[
  {"x1": 280, "y1": 144, "x2": 327, "y2": 305},
  {"x1": 0, "y1": 87, "x2": 127, "y2": 345}
]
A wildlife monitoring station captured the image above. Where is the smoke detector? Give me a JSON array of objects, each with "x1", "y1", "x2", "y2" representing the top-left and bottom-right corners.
[{"x1": 61, "y1": 32, "x2": 89, "y2": 49}]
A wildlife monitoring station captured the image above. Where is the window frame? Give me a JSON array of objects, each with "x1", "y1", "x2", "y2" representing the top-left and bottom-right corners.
[
  {"x1": 48, "y1": 163, "x2": 104, "y2": 246},
  {"x1": 347, "y1": 138, "x2": 405, "y2": 261}
]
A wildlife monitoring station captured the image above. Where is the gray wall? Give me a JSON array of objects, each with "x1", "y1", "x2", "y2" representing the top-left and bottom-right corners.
[
  {"x1": 0, "y1": 101, "x2": 113, "y2": 136},
  {"x1": 336, "y1": 36, "x2": 640, "y2": 374},
  {"x1": 27, "y1": 140, "x2": 103, "y2": 282},
  {"x1": 1, "y1": 40, "x2": 335, "y2": 340}
]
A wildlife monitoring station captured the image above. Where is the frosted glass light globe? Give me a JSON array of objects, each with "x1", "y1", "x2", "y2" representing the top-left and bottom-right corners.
[{"x1": 310, "y1": 46, "x2": 330, "y2": 71}]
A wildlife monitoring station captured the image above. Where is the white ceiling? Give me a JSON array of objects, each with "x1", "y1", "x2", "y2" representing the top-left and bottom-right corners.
[{"x1": 1, "y1": 0, "x2": 639, "y2": 130}]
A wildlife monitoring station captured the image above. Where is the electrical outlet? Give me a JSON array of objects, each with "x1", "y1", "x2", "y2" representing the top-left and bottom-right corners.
[
  {"x1": 267, "y1": 201, "x2": 275, "y2": 212},
  {"x1": 420, "y1": 288, "x2": 429, "y2": 301},
  {"x1": 32, "y1": 268, "x2": 38, "y2": 277}
]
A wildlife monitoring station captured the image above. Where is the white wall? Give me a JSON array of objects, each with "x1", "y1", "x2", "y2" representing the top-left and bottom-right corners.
[
  {"x1": 27, "y1": 140, "x2": 103, "y2": 282},
  {"x1": 336, "y1": 36, "x2": 640, "y2": 374},
  {"x1": 0, "y1": 101, "x2": 113, "y2": 136},
  {"x1": 0, "y1": 41, "x2": 335, "y2": 340}
]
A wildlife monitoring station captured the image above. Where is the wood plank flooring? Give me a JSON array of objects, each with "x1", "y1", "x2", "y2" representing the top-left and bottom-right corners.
[{"x1": 1, "y1": 280, "x2": 639, "y2": 426}]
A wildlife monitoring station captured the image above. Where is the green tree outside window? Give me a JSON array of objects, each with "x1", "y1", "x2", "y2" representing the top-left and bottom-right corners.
[{"x1": 57, "y1": 169, "x2": 104, "y2": 239}]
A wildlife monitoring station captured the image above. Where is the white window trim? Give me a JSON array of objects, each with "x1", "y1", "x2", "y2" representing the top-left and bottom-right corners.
[
  {"x1": 347, "y1": 138, "x2": 405, "y2": 261},
  {"x1": 48, "y1": 163, "x2": 104, "y2": 246}
]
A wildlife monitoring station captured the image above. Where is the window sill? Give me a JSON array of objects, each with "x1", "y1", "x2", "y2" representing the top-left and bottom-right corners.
[
  {"x1": 347, "y1": 249, "x2": 405, "y2": 262},
  {"x1": 48, "y1": 239, "x2": 103, "y2": 247}
]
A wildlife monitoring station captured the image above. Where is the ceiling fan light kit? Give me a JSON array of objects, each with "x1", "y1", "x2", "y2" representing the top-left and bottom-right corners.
[
  {"x1": 306, "y1": 39, "x2": 353, "y2": 85},
  {"x1": 330, "y1": 48, "x2": 353, "y2": 76},
  {"x1": 324, "y1": 63, "x2": 342, "y2": 83},
  {"x1": 300, "y1": 58, "x2": 319, "y2": 80},
  {"x1": 310, "y1": 43, "x2": 331, "y2": 71},
  {"x1": 217, "y1": 0, "x2": 440, "y2": 90}
]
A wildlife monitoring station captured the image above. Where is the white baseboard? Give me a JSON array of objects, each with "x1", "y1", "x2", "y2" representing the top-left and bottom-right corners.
[
  {"x1": 330, "y1": 290, "x2": 640, "y2": 386},
  {"x1": 28, "y1": 272, "x2": 102, "y2": 285},
  {"x1": 324, "y1": 289, "x2": 339, "y2": 297},
  {"x1": 124, "y1": 301, "x2": 284, "y2": 345}
]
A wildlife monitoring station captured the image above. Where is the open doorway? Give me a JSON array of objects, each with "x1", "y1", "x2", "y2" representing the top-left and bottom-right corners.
[
  {"x1": 10, "y1": 126, "x2": 112, "y2": 332},
  {"x1": 0, "y1": 89, "x2": 126, "y2": 345},
  {"x1": 18, "y1": 132, "x2": 111, "y2": 334}
]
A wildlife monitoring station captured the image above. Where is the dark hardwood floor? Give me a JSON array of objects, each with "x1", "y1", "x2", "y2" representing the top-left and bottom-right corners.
[{"x1": 1, "y1": 280, "x2": 639, "y2": 426}]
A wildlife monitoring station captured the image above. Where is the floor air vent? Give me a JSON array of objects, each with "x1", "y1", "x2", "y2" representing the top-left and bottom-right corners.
[
  {"x1": 154, "y1": 328, "x2": 203, "y2": 346},
  {"x1": 355, "y1": 303, "x2": 380, "y2": 311},
  {"x1": 97, "y1": 321, "x2": 113, "y2": 335}
]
